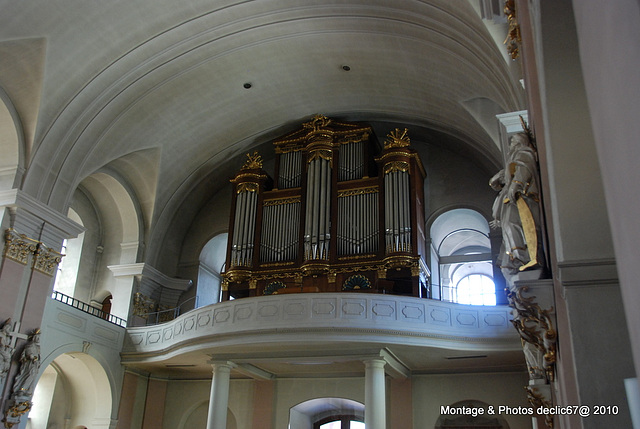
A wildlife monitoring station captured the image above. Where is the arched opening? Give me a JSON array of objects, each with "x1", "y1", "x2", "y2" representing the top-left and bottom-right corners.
[
  {"x1": 100, "y1": 294, "x2": 113, "y2": 316},
  {"x1": 53, "y1": 208, "x2": 85, "y2": 298},
  {"x1": 27, "y1": 353, "x2": 112, "y2": 429},
  {"x1": 290, "y1": 398, "x2": 364, "y2": 429},
  {"x1": 178, "y1": 401, "x2": 236, "y2": 429},
  {"x1": 78, "y1": 171, "x2": 142, "y2": 320},
  {"x1": 429, "y1": 209, "x2": 498, "y2": 305},
  {"x1": 197, "y1": 233, "x2": 228, "y2": 307}
]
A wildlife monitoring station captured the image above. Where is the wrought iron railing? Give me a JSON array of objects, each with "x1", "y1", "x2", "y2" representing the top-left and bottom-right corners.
[
  {"x1": 138, "y1": 296, "x2": 198, "y2": 326},
  {"x1": 51, "y1": 291, "x2": 127, "y2": 328}
]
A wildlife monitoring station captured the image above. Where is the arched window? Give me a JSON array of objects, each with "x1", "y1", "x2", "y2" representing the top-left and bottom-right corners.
[
  {"x1": 429, "y1": 209, "x2": 497, "y2": 305},
  {"x1": 455, "y1": 274, "x2": 496, "y2": 306},
  {"x1": 53, "y1": 208, "x2": 85, "y2": 298},
  {"x1": 197, "y1": 233, "x2": 228, "y2": 307},
  {"x1": 290, "y1": 398, "x2": 364, "y2": 429},
  {"x1": 315, "y1": 416, "x2": 365, "y2": 429}
]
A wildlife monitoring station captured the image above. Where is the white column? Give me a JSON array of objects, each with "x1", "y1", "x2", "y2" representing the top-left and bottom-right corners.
[
  {"x1": 364, "y1": 358, "x2": 386, "y2": 429},
  {"x1": 206, "y1": 361, "x2": 235, "y2": 429}
]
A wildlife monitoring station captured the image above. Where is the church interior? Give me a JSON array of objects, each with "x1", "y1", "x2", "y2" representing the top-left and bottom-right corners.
[{"x1": 0, "y1": 1, "x2": 639, "y2": 428}]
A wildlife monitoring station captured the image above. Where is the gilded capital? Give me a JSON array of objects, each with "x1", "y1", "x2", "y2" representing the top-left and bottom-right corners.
[{"x1": 3, "y1": 229, "x2": 38, "y2": 265}]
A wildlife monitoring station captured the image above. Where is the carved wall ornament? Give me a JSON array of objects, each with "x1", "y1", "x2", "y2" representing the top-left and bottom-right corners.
[
  {"x1": 236, "y1": 182, "x2": 259, "y2": 194},
  {"x1": 132, "y1": 293, "x2": 156, "y2": 317},
  {"x1": 3, "y1": 229, "x2": 64, "y2": 276},
  {"x1": 337, "y1": 187, "x2": 378, "y2": 198},
  {"x1": 32, "y1": 243, "x2": 64, "y2": 276},
  {"x1": 525, "y1": 385, "x2": 554, "y2": 428},
  {"x1": 307, "y1": 149, "x2": 333, "y2": 165},
  {"x1": 242, "y1": 151, "x2": 263, "y2": 170},
  {"x1": 3, "y1": 229, "x2": 38, "y2": 265},
  {"x1": 383, "y1": 161, "x2": 410, "y2": 175},
  {"x1": 508, "y1": 286, "x2": 557, "y2": 382},
  {"x1": 0, "y1": 319, "x2": 14, "y2": 383},
  {"x1": 3, "y1": 400, "x2": 32, "y2": 428},
  {"x1": 504, "y1": 0, "x2": 521, "y2": 59},
  {"x1": 302, "y1": 114, "x2": 332, "y2": 132},
  {"x1": 263, "y1": 196, "x2": 301, "y2": 206}
]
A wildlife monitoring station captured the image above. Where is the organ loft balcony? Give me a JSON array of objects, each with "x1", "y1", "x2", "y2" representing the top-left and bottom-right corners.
[{"x1": 121, "y1": 116, "x2": 523, "y2": 378}]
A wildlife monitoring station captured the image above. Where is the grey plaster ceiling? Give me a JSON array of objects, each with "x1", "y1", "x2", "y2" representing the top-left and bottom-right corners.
[{"x1": 0, "y1": 0, "x2": 524, "y2": 259}]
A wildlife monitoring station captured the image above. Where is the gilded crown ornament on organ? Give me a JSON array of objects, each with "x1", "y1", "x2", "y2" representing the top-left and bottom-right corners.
[
  {"x1": 242, "y1": 151, "x2": 263, "y2": 170},
  {"x1": 384, "y1": 128, "x2": 411, "y2": 149}
]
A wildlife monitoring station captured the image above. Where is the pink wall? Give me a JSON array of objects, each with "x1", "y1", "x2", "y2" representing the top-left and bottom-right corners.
[
  {"x1": 142, "y1": 378, "x2": 167, "y2": 429},
  {"x1": 251, "y1": 380, "x2": 274, "y2": 428},
  {"x1": 389, "y1": 378, "x2": 412, "y2": 428}
]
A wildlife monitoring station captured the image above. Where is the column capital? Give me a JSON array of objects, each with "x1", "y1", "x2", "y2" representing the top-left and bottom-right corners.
[
  {"x1": 207, "y1": 360, "x2": 237, "y2": 371},
  {"x1": 362, "y1": 357, "x2": 387, "y2": 370}
]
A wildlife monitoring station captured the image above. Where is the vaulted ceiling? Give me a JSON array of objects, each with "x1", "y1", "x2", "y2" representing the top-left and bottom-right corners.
[{"x1": 0, "y1": 0, "x2": 524, "y2": 261}]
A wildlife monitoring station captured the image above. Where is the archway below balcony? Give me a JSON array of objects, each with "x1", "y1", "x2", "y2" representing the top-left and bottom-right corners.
[
  {"x1": 26, "y1": 352, "x2": 112, "y2": 429},
  {"x1": 290, "y1": 398, "x2": 365, "y2": 429}
]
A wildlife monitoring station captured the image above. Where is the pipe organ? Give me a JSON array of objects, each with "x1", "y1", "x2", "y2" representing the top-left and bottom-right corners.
[{"x1": 222, "y1": 115, "x2": 429, "y2": 299}]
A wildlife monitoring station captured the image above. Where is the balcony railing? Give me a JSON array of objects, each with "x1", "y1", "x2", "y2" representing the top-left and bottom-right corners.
[
  {"x1": 137, "y1": 296, "x2": 198, "y2": 326},
  {"x1": 51, "y1": 291, "x2": 127, "y2": 328}
]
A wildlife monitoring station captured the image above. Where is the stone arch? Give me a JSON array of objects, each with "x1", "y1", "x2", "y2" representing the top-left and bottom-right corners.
[
  {"x1": 29, "y1": 352, "x2": 113, "y2": 429},
  {"x1": 290, "y1": 397, "x2": 365, "y2": 429},
  {"x1": 78, "y1": 171, "x2": 142, "y2": 319},
  {"x1": 0, "y1": 85, "x2": 25, "y2": 190},
  {"x1": 177, "y1": 400, "x2": 237, "y2": 429}
]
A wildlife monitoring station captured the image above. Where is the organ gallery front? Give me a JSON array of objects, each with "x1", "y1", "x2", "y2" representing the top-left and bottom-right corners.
[{"x1": 221, "y1": 115, "x2": 429, "y2": 299}]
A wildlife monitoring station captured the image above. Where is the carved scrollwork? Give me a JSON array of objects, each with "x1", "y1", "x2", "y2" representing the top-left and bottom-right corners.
[
  {"x1": 3, "y1": 400, "x2": 32, "y2": 428},
  {"x1": 508, "y1": 286, "x2": 557, "y2": 382},
  {"x1": 383, "y1": 161, "x2": 409, "y2": 175},
  {"x1": 307, "y1": 149, "x2": 333, "y2": 164},
  {"x1": 236, "y1": 182, "x2": 259, "y2": 194},
  {"x1": 525, "y1": 385, "x2": 554, "y2": 428},
  {"x1": 504, "y1": 0, "x2": 521, "y2": 60}
]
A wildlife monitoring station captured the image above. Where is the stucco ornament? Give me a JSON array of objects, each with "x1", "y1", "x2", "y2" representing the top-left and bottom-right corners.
[{"x1": 0, "y1": 319, "x2": 14, "y2": 383}]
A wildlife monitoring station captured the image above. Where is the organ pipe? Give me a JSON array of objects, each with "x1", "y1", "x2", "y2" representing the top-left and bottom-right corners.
[{"x1": 223, "y1": 118, "x2": 427, "y2": 300}]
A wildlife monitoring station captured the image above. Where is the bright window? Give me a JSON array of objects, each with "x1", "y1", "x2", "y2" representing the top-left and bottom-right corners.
[
  {"x1": 319, "y1": 420, "x2": 364, "y2": 429},
  {"x1": 316, "y1": 417, "x2": 364, "y2": 429},
  {"x1": 455, "y1": 273, "x2": 496, "y2": 306}
]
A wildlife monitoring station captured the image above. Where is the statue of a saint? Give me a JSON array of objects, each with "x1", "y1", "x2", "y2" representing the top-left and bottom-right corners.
[
  {"x1": 12, "y1": 330, "x2": 40, "y2": 396},
  {"x1": 490, "y1": 132, "x2": 542, "y2": 275}
]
